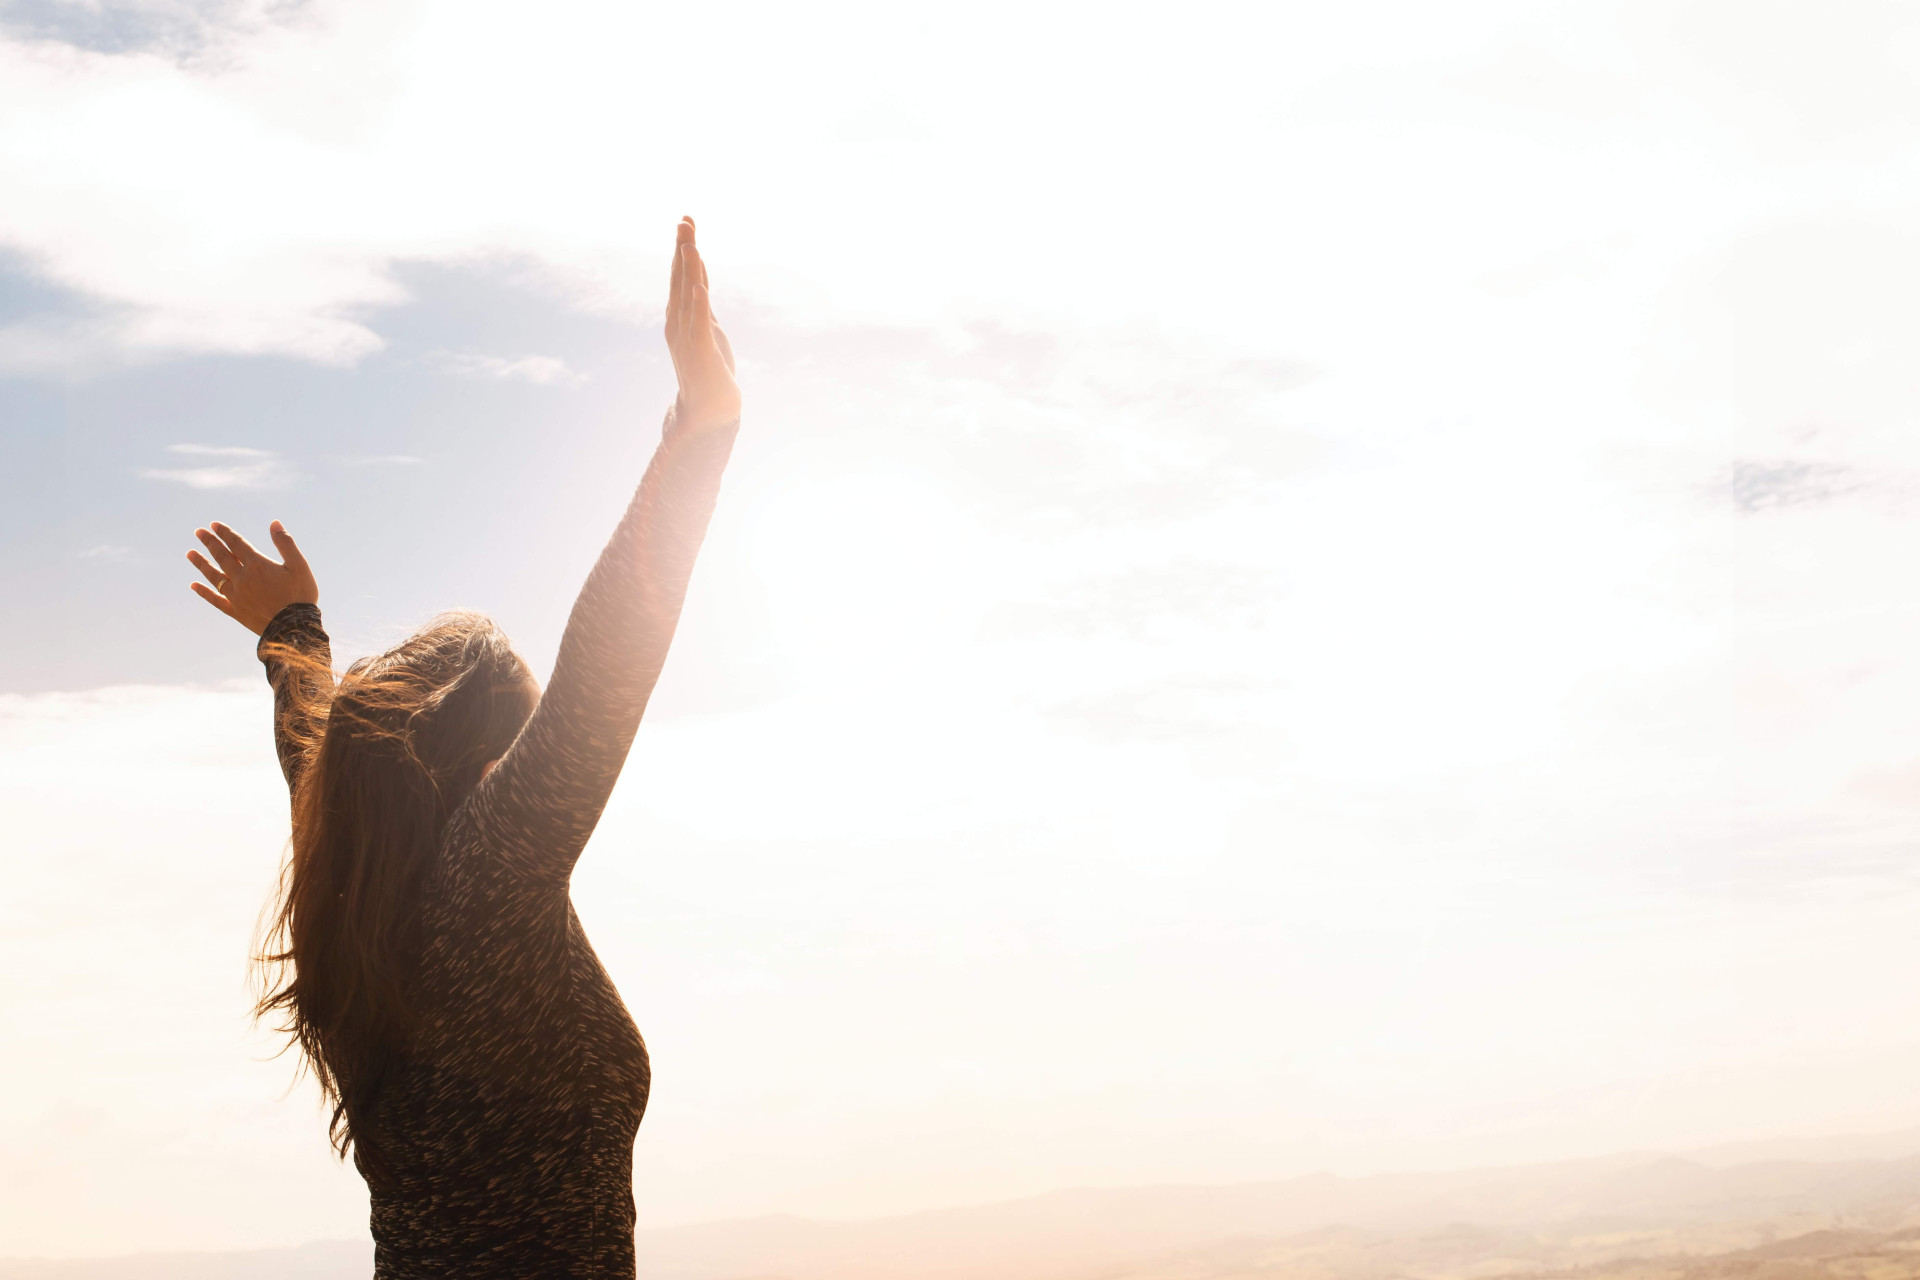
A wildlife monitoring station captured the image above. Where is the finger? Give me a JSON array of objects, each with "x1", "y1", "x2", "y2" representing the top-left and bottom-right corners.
[
  {"x1": 678, "y1": 227, "x2": 709, "y2": 319},
  {"x1": 680, "y1": 238, "x2": 713, "y2": 344},
  {"x1": 667, "y1": 233, "x2": 684, "y2": 322},
  {"x1": 687, "y1": 240, "x2": 710, "y2": 305},
  {"x1": 195, "y1": 527, "x2": 242, "y2": 574},
  {"x1": 187, "y1": 549, "x2": 227, "y2": 587},
  {"x1": 209, "y1": 521, "x2": 263, "y2": 565},
  {"x1": 686, "y1": 228, "x2": 715, "y2": 339},
  {"x1": 680, "y1": 244, "x2": 701, "y2": 346},
  {"x1": 190, "y1": 580, "x2": 239, "y2": 619},
  {"x1": 712, "y1": 321, "x2": 735, "y2": 374},
  {"x1": 269, "y1": 521, "x2": 310, "y2": 576},
  {"x1": 678, "y1": 220, "x2": 697, "y2": 318},
  {"x1": 666, "y1": 260, "x2": 687, "y2": 386},
  {"x1": 690, "y1": 277, "x2": 713, "y2": 344}
]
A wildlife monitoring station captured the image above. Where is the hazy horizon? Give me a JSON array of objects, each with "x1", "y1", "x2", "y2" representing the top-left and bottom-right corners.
[
  {"x1": 8, "y1": 0, "x2": 1920, "y2": 1263},
  {"x1": 17, "y1": 1132, "x2": 1920, "y2": 1277}
]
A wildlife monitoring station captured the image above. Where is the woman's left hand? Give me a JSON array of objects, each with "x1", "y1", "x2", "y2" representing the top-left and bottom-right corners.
[
  {"x1": 186, "y1": 520, "x2": 320, "y2": 636},
  {"x1": 665, "y1": 216, "x2": 741, "y2": 434}
]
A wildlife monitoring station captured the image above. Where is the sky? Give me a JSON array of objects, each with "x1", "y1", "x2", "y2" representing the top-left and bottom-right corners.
[{"x1": 8, "y1": 0, "x2": 1920, "y2": 1261}]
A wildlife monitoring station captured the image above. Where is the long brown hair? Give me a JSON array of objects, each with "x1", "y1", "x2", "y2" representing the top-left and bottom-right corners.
[{"x1": 253, "y1": 611, "x2": 538, "y2": 1180}]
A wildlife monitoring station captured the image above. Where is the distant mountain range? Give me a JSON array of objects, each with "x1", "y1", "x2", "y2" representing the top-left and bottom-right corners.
[{"x1": 13, "y1": 1134, "x2": 1920, "y2": 1280}]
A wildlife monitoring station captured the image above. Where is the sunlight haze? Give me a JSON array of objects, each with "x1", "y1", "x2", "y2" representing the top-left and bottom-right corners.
[{"x1": 6, "y1": 0, "x2": 1920, "y2": 1264}]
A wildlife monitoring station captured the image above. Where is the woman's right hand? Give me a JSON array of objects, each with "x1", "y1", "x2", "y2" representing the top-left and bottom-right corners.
[
  {"x1": 186, "y1": 520, "x2": 320, "y2": 636},
  {"x1": 665, "y1": 217, "x2": 741, "y2": 434}
]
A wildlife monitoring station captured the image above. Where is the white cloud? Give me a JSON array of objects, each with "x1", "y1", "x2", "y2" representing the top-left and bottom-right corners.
[
  {"x1": 427, "y1": 350, "x2": 581, "y2": 384},
  {"x1": 338, "y1": 451, "x2": 421, "y2": 465},
  {"x1": 0, "y1": 683, "x2": 365, "y2": 1257},
  {"x1": 138, "y1": 442, "x2": 287, "y2": 489},
  {"x1": 75, "y1": 542, "x2": 134, "y2": 560},
  {"x1": 0, "y1": 0, "x2": 1872, "y2": 370},
  {"x1": 0, "y1": 0, "x2": 311, "y2": 60}
]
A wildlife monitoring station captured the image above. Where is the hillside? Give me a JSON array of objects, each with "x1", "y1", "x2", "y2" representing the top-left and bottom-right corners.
[{"x1": 10, "y1": 1147, "x2": 1920, "y2": 1280}]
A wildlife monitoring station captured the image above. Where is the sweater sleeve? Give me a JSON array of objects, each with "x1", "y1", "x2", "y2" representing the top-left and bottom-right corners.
[
  {"x1": 458, "y1": 409, "x2": 738, "y2": 885},
  {"x1": 257, "y1": 601, "x2": 333, "y2": 798}
]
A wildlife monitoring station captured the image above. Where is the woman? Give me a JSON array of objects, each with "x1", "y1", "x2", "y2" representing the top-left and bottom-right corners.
[{"x1": 183, "y1": 218, "x2": 740, "y2": 1278}]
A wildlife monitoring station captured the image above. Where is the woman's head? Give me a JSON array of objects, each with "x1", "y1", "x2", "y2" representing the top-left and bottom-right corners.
[
  {"x1": 255, "y1": 611, "x2": 537, "y2": 1180},
  {"x1": 320, "y1": 612, "x2": 539, "y2": 810}
]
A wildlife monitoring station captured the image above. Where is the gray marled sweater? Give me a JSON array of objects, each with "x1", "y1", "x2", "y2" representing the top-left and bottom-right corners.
[{"x1": 259, "y1": 412, "x2": 737, "y2": 1279}]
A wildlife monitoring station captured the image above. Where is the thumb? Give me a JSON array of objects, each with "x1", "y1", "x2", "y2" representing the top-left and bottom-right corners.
[{"x1": 270, "y1": 520, "x2": 310, "y2": 574}]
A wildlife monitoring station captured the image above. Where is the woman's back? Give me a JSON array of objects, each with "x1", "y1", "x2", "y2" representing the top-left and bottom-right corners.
[{"x1": 371, "y1": 830, "x2": 649, "y2": 1276}]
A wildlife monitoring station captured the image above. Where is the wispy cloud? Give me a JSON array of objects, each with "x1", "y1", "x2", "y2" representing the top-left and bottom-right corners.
[
  {"x1": 76, "y1": 544, "x2": 134, "y2": 562},
  {"x1": 1723, "y1": 459, "x2": 1860, "y2": 513},
  {"x1": 0, "y1": 0, "x2": 310, "y2": 62},
  {"x1": 429, "y1": 351, "x2": 583, "y2": 385},
  {"x1": 340, "y1": 453, "x2": 424, "y2": 466},
  {"x1": 138, "y1": 443, "x2": 288, "y2": 490}
]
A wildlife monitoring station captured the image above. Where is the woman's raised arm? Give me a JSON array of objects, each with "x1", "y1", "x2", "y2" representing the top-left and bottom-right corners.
[
  {"x1": 459, "y1": 218, "x2": 741, "y2": 884},
  {"x1": 183, "y1": 520, "x2": 329, "y2": 795}
]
